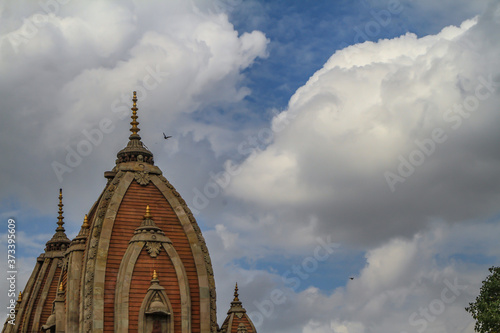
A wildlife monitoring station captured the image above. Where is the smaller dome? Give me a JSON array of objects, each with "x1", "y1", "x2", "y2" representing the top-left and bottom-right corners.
[
  {"x1": 220, "y1": 283, "x2": 258, "y2": 333},
  {"x1": 146, "y1": 294, "x2": 170, "y2": 316}
]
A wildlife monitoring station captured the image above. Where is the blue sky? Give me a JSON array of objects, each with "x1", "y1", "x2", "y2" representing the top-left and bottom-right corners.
[{"x1": 1, "y1": 0, "x2": 500, "y2": 332}]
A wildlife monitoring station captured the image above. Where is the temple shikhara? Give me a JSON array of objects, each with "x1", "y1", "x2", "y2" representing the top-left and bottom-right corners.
[{"x1": 2, "y1": 92, "x2": 257, "y2": 333}]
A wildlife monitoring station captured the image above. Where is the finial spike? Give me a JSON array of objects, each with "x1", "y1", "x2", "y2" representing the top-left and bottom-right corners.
[
  {"x1": 18, "y1": 291, "x2": 22, "y2": 302},
  {"x1": 59, "y1": 282, "x2": 64, "y2": 292},
  {"x1": 82, "y1": 214, "x2": 89, "y2": 229},
  {"x1": 129, "y1": 91, "x2": 140, "y2": 139},
  {"x1": 144, "y1": 205, "x2": 152, "y2": 219},
  {"x1": 152, "y1": 270, "x2": 158, "y2": 280},
  {"x1": 56, "y1": 189, "x2": 65, "y2": 232},
  {"x1": 233, "y1": 282, "x2": 240, "y2": 302}
]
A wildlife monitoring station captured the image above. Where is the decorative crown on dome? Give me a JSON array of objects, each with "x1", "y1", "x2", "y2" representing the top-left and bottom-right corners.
[
  {"x1": 116, "y1": 91, "x2": 154, "y2": 165},
  {"x1": 45, "y1": 189, "x2": 70, "y2": 252}
]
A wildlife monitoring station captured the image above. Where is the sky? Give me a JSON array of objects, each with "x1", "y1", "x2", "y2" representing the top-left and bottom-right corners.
[{"x1": 0, "y1": 0, "x2": 500, "y2": 332}]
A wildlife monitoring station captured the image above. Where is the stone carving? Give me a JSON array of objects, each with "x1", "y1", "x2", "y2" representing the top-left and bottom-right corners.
[
  {"x1": 159, "y1": 175, "x2": 218, "y2": 332},
  {"x1": 146, "y1": 241, "x2": 162, "y2": 258},
  {"x1": 134, "y1": 171, "x2": 151, "y2": 186},
  {"x1": 82, "y1": 170, "x2": 124, "y2": 332}
]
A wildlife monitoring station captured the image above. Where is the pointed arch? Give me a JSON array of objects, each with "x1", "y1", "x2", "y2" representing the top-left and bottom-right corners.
[
  {"x1": 138, "y1": 284, "x2": 174, "y2": 333},
  {"x1": 114, "y1": 241, "x2": 191, "y2": 332}
]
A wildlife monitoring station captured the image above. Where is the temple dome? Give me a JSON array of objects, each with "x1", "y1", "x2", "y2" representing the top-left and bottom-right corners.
[{"x1": 2, "y1": 91, "x2": 257, "y2": 333}]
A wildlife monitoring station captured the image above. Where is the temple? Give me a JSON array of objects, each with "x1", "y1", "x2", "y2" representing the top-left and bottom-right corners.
[{"x1": 3, "y1": 92, "x2": 257, "y2": 333}]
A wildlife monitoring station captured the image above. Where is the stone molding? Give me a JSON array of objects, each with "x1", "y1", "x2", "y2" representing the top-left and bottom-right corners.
[
  {"x1": 152, "y1": 175, "x2": 218, "y2": 332},
  {"x1": 79, "y1": 163, "x2": 218, "y2": 332},
  {"x1": 114, "y1": 239, "x2": 191, "y2": 332},
  {"x1": 5, "y1": 259, "x2": 42, "y2": 333},
  {"x1": 80, "y1": 170, "x2": 128, "y2": 333},
  {"x1": 31, "y1": 258, "x2": 59, "y2": 332},
  {"x1": 20, "y1": 258, "x2": 50, "y2": 333}
]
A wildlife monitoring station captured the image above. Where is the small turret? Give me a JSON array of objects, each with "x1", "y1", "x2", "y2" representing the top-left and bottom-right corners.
[
  {"x1": 220, "y1": 283, "x2": 258, "y2": 332},
  {"x1": 45, "y1": 189, "x2": 70, "y2": 252},
  {"x1": 116, "y1": 91, "x2": 154, "y2": 165}
]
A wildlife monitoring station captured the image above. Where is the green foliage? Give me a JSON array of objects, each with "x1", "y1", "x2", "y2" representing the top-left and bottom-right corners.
[{"x1": 466, "y1": 266, "x2": 500, "y2": 333}]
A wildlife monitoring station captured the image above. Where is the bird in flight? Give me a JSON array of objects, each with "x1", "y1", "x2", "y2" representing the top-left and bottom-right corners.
[
  {"x1": 163, "y1": 133, "x2": 172, "y2": 140},
  {"x1": 349, "y1": 277, "x2": 354, "y2": 280}
]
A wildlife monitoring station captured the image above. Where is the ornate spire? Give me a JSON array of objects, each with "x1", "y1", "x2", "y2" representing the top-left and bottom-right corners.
[
  {"x1": 233, "y1": 283, "x2": 240, "y2": 302},
  {"x1": 135, "y1": 205, "x2": 162, "y2": 232},
  {"x1": 130, "y1": 91, "x2": 140, "y2": 140},
  {"x1": 45, "y1": 189, "x2": 70, "y2": 252},
  {"x1": 59, "y1": 282, "x2": 64, "y2": 292},
  {"x1": 221, "y1": 282, "x2": 257, "y2": 332},
  {"x1": 116, "y1": 91, "x2": 154, "y2": 165},
  {"x1": 227, "y1": 282, "x2": 245, "y2": 314},
  {"x1": 56, "y1": 189, "x2": 65, "y2": 232},
  {"x1": 152, "y1": 270, "x2": 158, "y2": 280}
]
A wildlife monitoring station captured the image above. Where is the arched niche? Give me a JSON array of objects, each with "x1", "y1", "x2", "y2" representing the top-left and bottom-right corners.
[{"x1": 138, "y1": 284, "x2": 174, "y2": 333}]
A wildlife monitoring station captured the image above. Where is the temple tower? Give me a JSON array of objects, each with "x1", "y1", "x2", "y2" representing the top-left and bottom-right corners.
[
  {"x1": 3, "y1": 91, "x2": 258, "y2": 333},
  {"x1": 78, "y1": 92, "x2": 217, "y2": 332}
]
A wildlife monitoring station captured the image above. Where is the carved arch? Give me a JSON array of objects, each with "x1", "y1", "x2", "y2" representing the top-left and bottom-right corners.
[
  {"x1": 114, "y1": 241, "x2": 191, "y2": 332},
  {"x1": 138, "y1": 288, "x2": 174, "y2": 333}
]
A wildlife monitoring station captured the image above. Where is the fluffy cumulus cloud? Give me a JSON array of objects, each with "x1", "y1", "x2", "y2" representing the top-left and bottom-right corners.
[
  {"x1": 1, "y1": 1, "x2": 500, "y2": 332},
  {"x1": 0, "y1": 0, "x2": 267, "y2": 222},
  {"x1": 201, "y1": 3, "x2": 500, "y2": 331},
  {"x1": 209, "y1": 221, "x2": 498, "y2": 333},
  {"x1": 227, "y1": 4, "x2": 500, "y2": 248}
]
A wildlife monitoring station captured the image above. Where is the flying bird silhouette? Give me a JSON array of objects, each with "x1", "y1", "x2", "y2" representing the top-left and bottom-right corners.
[{"x1": 163, "y1": 133, "x2": 172, "y2": 140}]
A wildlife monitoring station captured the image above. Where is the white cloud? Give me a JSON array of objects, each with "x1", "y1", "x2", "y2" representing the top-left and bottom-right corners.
[
  {"x1": 0, "y1": 0, "x2": 268, "y2": 220},
  {"x1": 0, "y1": 1, "x2": 498, "y2": 332},
  {"x1": 226, "y1": 7, "x2": 500, "y2": 247},
  {"x1": 216, "y1": 221, "x2": 490, "y2": 333}
]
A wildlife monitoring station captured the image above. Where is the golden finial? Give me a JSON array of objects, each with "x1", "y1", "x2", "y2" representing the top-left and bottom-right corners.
[
  {"x1": 152, "y1": 270, "x2": 158, "y2": 280},
  {"x1": 82, "y1": 214, "x2": 89, "y2": 229},
  {"x1": 144, "y1": 205, "x2": 152, "y2": 219},
  {"x1": 18, "y1": 291, "x2": 22, "y2": 302},
  {"x1": 233, "y1": 283, "x2": 239, "y2": 302},
  {"x1": 129, "y1": 91, "x2": 140, "y2": 139},
  {"x1": 56, "y1": 189, "x2": 65, "y2": 232},
  {"x1": 59, "y1": 282, "x2": 64, "y2": 292}
]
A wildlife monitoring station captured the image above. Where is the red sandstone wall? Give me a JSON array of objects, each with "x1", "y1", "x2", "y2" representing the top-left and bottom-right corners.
[{"x1": 103, "y1": 180, "x2": 200, "y2": 332}]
